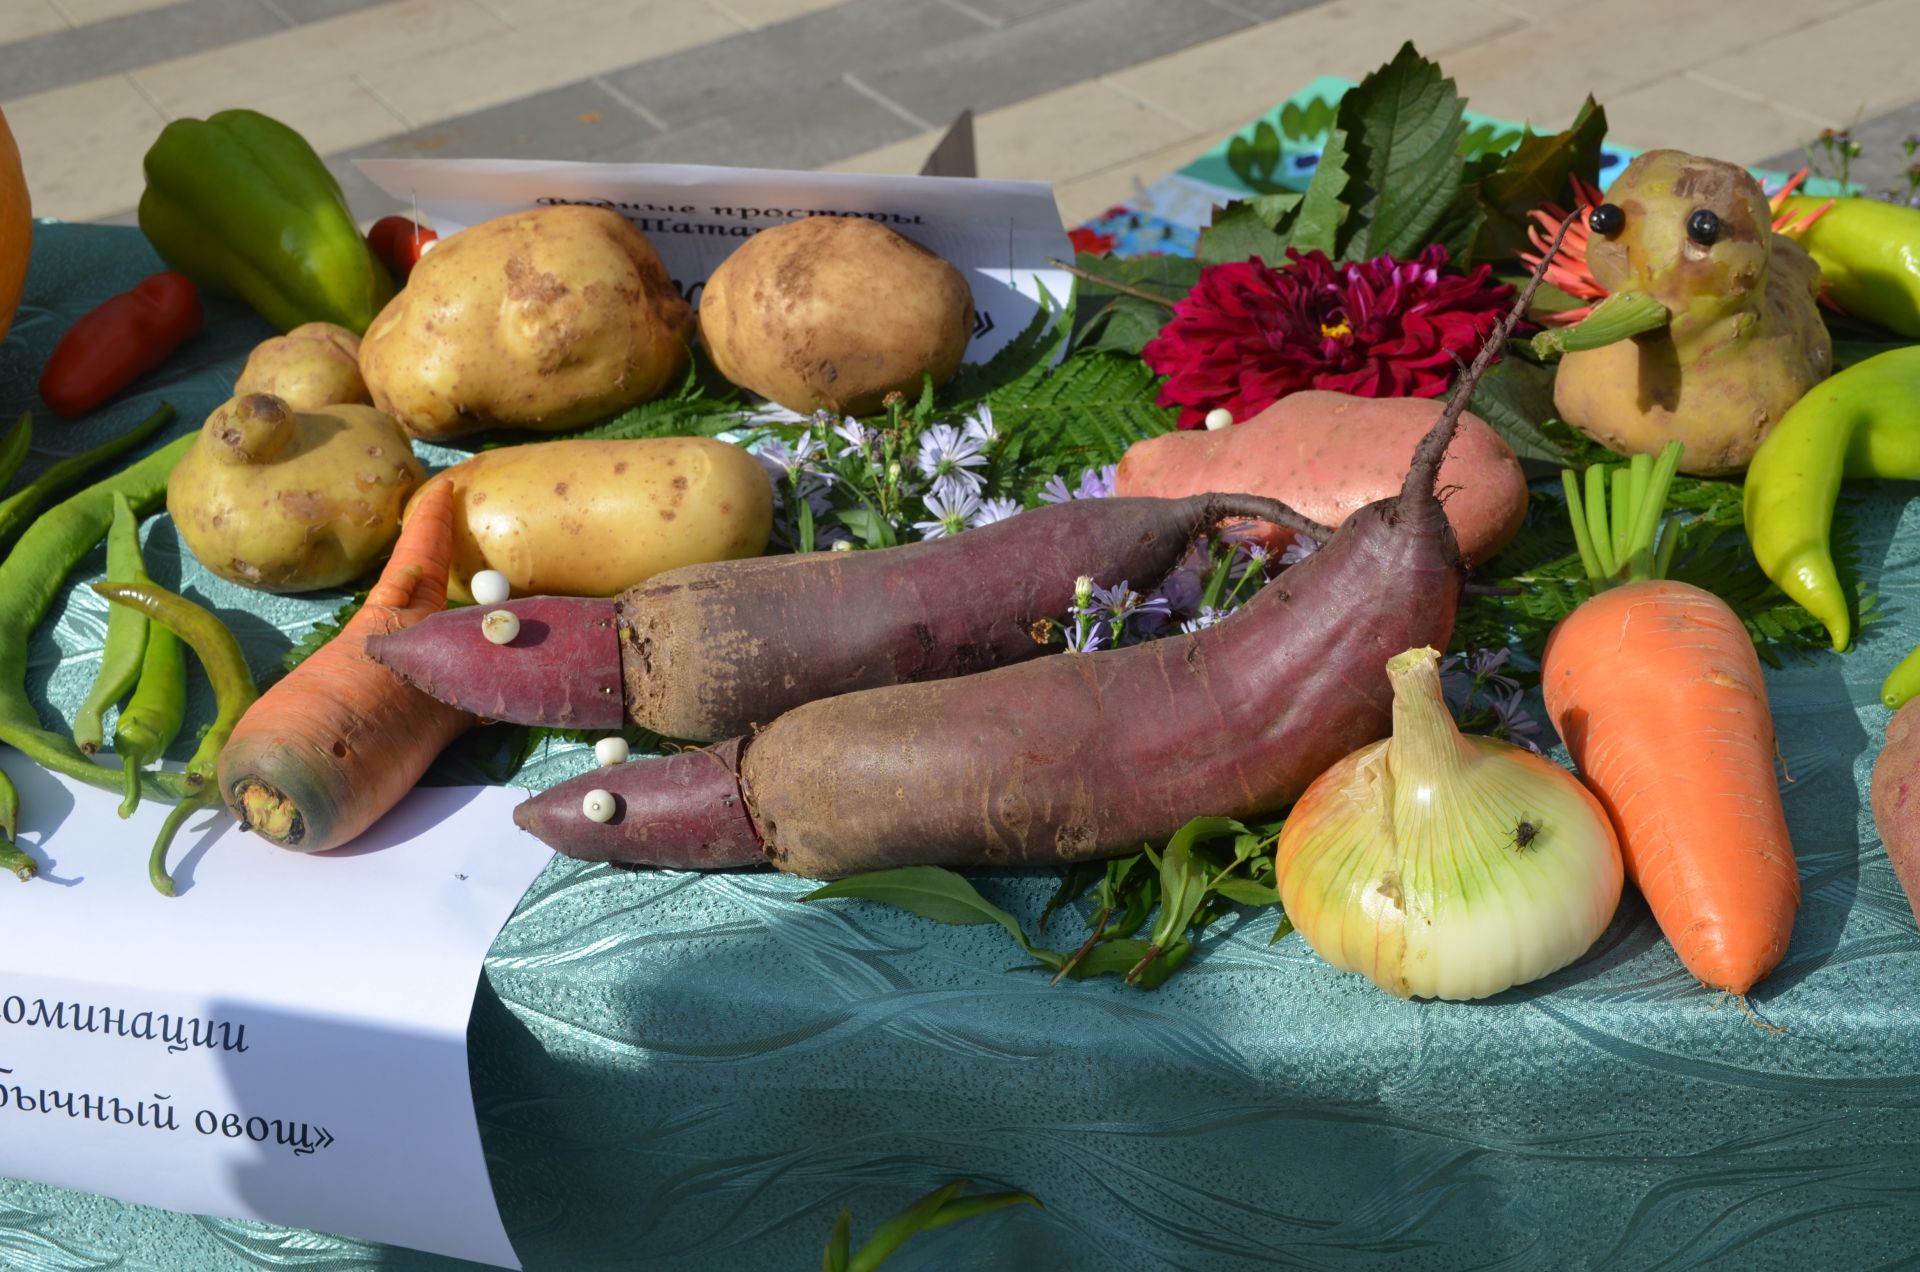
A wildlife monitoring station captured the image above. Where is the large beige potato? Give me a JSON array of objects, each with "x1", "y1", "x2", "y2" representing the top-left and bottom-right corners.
[
  {"x1": 699, "y1": 215, "x2": 975, "y2": 415},
  {"x1": 412, "y1": 437, "x2": 775, "y2": 603},
  {"x1": 167, "y1": 393, "x2": 423, "y2": 593},
  {"x1": 360, "y1": 205, "x2": 693, "y2": 439}
]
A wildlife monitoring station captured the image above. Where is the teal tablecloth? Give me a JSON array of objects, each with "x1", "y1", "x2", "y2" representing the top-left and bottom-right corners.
[{"x1": 2, "y1": 224, "x2": 1918, "y2": 1271}]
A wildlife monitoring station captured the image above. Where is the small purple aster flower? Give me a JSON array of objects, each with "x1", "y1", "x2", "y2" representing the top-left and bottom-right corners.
[
  {"x1": 1278, "y1": 538, "x2": 1318, "y2": 567},
  {"x1": 913, "y1": 482, "x2": 982, "y2": 540},
  {"x1": 1090, "y1": 580, "x2": 1172, "y2": 626},
  {"x1": 1038, "y1": 474, "x2": 1076, "y2": 504},
  {"x1": 1181, "y1": 605, "x2": 1230, "y2": 634},
  {"x1": 831, "y1": 414, "x2": 875, "y2": 453},
  {"x1": 1074, "y1": 464, "x2": 1118, "y2": 500},
  {"x1": 962, "y1": 403, "x2": 996, "y2": 446},
  {"x1": 1490, "y1": 687, "x2": 1543, "y2": 753},
  {"x1": 972, "y1": 496, "x2": 1022, "y2": 527},
  {"x1": 1064, "y1": 622, "x2": 1105, "y2": 654},
  {"x1": 915, "y1": 422, "x2": 988, "y2": 492}
]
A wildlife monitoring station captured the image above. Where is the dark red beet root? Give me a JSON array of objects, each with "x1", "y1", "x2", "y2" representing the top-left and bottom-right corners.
[
  {"x1": 367, "y1": 596, "x2": 624, "y2": 729},
  {"x1": 513, "y1": 738, "x2": 761, "y2": 868},
  {"x1": 370, "y1": 493, "x2": 1328, "y2": 742}
]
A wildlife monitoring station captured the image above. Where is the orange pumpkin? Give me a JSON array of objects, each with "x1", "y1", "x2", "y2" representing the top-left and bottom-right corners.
[{"x1": 0, "y1": 107, "x2": 30, "y2": 347}]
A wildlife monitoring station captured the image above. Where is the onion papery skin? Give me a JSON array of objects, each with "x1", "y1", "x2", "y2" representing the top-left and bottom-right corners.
[{"x1": 1274, "y1": 653, "x2": 1623, "y2": 1001}]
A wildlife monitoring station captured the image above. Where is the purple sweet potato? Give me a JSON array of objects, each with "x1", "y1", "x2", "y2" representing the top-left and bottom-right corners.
[
  {"x1": 1868, "y1": 699, "x2": 1920, "y2": 930},
  {"x1": 514, "y1": 394, "x2": 1469, "y2": 876},
  {"x1": 369, "y1": 492, "x2": 1327, "y2": 742}
]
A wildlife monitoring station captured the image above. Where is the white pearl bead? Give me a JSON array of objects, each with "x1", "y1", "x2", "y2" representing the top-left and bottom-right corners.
[
  {"x1": 1204, "y1": 408, "x2": 1234, "y2": 431},
  {"x1": 481, "y1": 609, "x2": 520, "y2": 645},
  {"x1": 581, "y1": 789, "x2": 616, "y2": 823},
  {"x1": 470, "y1": 569, "x2": 510, "y2": 605},
  {"x1": 594, "y1": 736, "x2": 630, "y2": 767}
]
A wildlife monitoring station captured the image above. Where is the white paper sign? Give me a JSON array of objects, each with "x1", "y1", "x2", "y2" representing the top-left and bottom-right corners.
[
  {"x1": 0, "y1": 754, "x2": 553, "y2": 1268},
  {"x1": 354, "y1": 158, "x2": 1074, "y2": 363}
]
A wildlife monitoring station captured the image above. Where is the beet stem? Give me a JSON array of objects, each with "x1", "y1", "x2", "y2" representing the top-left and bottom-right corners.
[
  {"x1": 1402, "y1": 215, "x2": 1577, "y2": 506},
  {"x1": 1199, "y1": 493, "x2": 1334, "y2": 544}
]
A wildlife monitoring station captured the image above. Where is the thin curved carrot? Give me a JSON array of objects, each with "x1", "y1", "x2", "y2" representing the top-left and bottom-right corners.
[
  {"x1": 216, "y1": 480, "x2": 473, "y2": 853},
  {"x1": 1541, "y1": 444, "x2": 1798, "y2": 997}
]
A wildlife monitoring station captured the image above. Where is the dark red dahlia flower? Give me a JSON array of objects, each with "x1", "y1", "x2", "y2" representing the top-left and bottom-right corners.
[{"x1": 1141, "y1": 245, "x2": 1515, "y2": 429}]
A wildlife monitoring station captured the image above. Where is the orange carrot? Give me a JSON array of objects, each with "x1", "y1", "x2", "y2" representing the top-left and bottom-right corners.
[
  {"x1": 1540, "y1": 445, "x2": 1799, "y2": 997},
  {"x1": 217, "y1": 480, "x2": 474, "y2": 853}
]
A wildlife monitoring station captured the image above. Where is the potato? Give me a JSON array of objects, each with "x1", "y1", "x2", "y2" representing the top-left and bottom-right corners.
[
  {"x1": 413, "y1": 436, "x2": 774, "y2": 603},
  {"x1": 232, "y1": 321, "x2": 369, "y2": 410},
  {"x1": 359, "y1": 205, "x2": 693, "y2": 439},
  {"x1": 699, "y1": 215, "x2": 974, "y2": 415},
  {"x1": 1114, "y1": 391, "x2": 1529, "y2": 564},
  {"x1": 168, "y1": 393, "x2": 423, "y2": 592},
  {"x1": 1869, "y1": 699, "x2": 1920, "y2": 931}
]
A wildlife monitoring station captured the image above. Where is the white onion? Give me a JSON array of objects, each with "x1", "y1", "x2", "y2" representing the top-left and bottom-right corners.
[{"x1": 1274, "y1": 647, "x2": 1622, "y2": 1000}]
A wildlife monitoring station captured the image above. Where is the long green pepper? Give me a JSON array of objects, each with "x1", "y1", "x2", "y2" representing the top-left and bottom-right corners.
[
  {"x1": 111, "y1": 531, "x2": 188, "y2": 818},
  {"x1": 0, "y1": 413, "x2": 195, "y2": 807},
  {"x1": 92, "y1": 581, "x2": 258, "y2": 790},
  {"x1": 1744, "y1": 346, "x2": 1920, "y2": 658},
  {"x1": 0, "y1": 413, "x2": 29, "y2": 492},
  {"x1": 72, "y1": 493, "x2": 151, "y2": 753},
  {"x1": 0, "y1": 768, "x2": 29, "y2": 882},
  {"x1": 0, "y1": 404, "x2": 172, "y2": 546}
]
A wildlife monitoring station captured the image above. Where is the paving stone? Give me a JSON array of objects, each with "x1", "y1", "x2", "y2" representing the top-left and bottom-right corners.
[
  {"x1": 0, "y1": 0, "x2": 289, "y2": 99},
  {"x1": 353, "y1": 78, "x2": 663, "y2": 164},
  {"x1": 1756, "y1": 97, "x2": 1920, "y2": 205},
  {"x1": 1206, "y1": 0, "x2": 1333, "y2": 18},
  {"x1": 592, "y1": 78, "x2": 920, "y2": 171},
  {"x1": 0, "y1": 1, "x2": 71, "y2": 44},
  {"x1": 257, "y1": 0, "x2": 386, "y2": 19},
  {"x1": 603, "y1": 0, "x2": 990, "y2": 131},
  {"x1": 932, "y1": 0, "x2": 1084, "y2": 24},
  {"x1": 855, "y1": 0, "x2": 1253, "y2": 128}
]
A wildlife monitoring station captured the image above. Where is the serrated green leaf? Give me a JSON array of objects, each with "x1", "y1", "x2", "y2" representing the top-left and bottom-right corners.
[
  {"x1": 1290, "y1": 125, "x2": 1350, "y2": 255},
  {"x1": 1466, "y1": 352, "x2": 1571, "y2": 464},
  {"x1": 1334, "y1": 42, "x2": 1469, "y2": 261},
  {"x1": 1197, "y1": 192, "x2": 1304, "y2": 266},
  {"x1": 1468, "y1": 98, "x2": 1608, "y2": 265},
  {"x1": 804, "y1": 866, "x2": 1035, "y2": 949},
  {"x1": 1062, "y1": 254, "x2": 1195, "y2": 357}
]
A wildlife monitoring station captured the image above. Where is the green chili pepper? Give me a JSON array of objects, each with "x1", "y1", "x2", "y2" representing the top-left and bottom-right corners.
[
  {"x1": 91, "y1": 580, "x2": 258, "y2": 790},
  {"x1": 148, "y1": 789, "x2": 219, "y2": 898},
  {"x1": 0, "y1": 403, "x2": 172, "y2": 547},
  {"x1": 1778, "y1": 195, "x2": 1920, "y2": 339},
  {"x1": 111, "y1": 542, "x2": 188, "y2": 818},
  {"x1": 0, "y1": 767, "x2": 31, "y2": 882},
  {"x1": 72, "y1": 493, "x2": 151, "y2": 754},
  {"x1": 0, "y1": 410, "x2": 195, "y2": 807},
  {"x1": 1744, "y1": 346, "x2": 1920, "y2": 656},
  {"x1": 138, "y1": 109, "x2": 394, "y2": 334},
  {"x1": 0, "y1": 413, "x2": 29, "y2": 493}
]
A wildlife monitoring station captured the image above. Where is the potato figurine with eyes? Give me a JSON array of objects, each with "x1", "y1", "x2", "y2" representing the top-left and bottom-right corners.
[{"x1": 1539, "y1": 149, "x2": 1830, "y2": 476}]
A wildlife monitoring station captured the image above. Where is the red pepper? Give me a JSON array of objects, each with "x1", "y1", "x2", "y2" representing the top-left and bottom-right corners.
[
  {"x1": 39, "y1": 271, "x2": 202, "y2": 418},
  {"x1": 365, "y1": 215, "x2": 437, "y2": 283}
]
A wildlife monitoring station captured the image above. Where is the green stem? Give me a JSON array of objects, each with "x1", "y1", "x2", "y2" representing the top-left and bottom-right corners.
[
  {"x1": 1583, "y1": 464, "x2": 1617, "y2": 581},
  {"x1": 1529, "y1": 289, "x2": 1671, "y2": 359},
  {"x1": 0, "y1": 768, "x2": 31, "y2": 882},
  {"x1": 1561, "y1": 440, "x2": 1687, "y2": 591}
]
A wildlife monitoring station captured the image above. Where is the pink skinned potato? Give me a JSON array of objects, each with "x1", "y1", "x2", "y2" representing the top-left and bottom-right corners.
[
  {"x1": 1115, "y1": 391, "x2": 1529, "y2": 565},
  {"x1": 1868, "y1": 698, "x2": 1920, "y2": 930}
]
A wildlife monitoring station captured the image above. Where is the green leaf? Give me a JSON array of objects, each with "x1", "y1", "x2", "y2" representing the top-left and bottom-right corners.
[
  {"x1": 1466, "y1": 351, "x2": 1572, "y2": 464},
  {"x1": 1333, "y1": 42, "x2": 1469, "y2": 261},
  {"x1": 985, "y1": 351, "x2": 1176, "y2": 491},
  {"x1": 1289, "y1": 125, "x2": 1350, "y2": 256},
  {"x1": 804, "y1": 866, "x2": 1036, "y2": 953},
  {"x1": 1196, "y1": 192, "x2": 1304, "y2": 266},
  {"x1": 280, "y1": 589, "x2": 369, "y2": 674},
  {"x1": 1468, "y1": 99, "x2": 1608, "y2": 266},
  {"x1": 1058, "y1": 937, "x2": 1191, "y2": 988},
  {"x1": 1213, "y1": 877, "x2": 1283, "y2": 908},
  {"x1": 1063, "y1": 254, "x2": 1197, "y2": 357},
  {"x1": 824, "y1": 1210, "x2": 851, "y2": 1272},
  {"x1": 944, "y1": 293, "x2": 1066, "y2": 403},
  {"x1": 1148, "y1": 816, "x2": 1243, "y2": 952},
  {"x1": 847, "y1": 1181, "x2": 969, "y2": 1272}
]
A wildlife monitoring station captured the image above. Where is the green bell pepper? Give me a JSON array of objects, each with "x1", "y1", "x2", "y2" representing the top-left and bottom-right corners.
[{"x1": 138, "y1": 109, "x2": 394, "y2": 334}]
